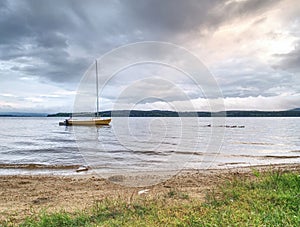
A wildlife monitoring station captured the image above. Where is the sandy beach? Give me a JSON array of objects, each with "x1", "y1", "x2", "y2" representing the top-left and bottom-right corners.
[{"x1": 1, "y1": 163, "x2": 300, "y2": 224}]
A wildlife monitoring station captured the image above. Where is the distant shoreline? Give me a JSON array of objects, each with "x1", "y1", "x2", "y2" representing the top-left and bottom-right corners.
[{"x1": 47, "y1": 109, "x2": 300, "y2": 117}]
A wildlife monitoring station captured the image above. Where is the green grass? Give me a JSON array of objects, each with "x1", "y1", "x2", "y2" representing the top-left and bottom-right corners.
[{"x1": 4, "y1": 170, "x2": 300, "y2": 226}]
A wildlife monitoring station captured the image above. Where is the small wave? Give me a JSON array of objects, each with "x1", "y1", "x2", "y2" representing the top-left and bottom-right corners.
[
  {"x1": 218, "y1": 162, "x2": 247, "y2": 166},
  {"x1": 34, "y1": 137, "x2": 76, "y2": 143},
  {"x1": 238, "y1": 142, "x2": 275, "y2": 145},
  {"x1": 2, "y1": 147, "x2": 78, "y2": 155},
  {"x1": 0, "y1": 163, "x2": 81, "y2": 169},
  {"x1": 131, "y1": 150, "x2": 169, "y2": 156},
  {"x1": 53, "y1": 131, "x2": 72, "y2": 135},
  {"x1": 13, "y1": 141, "x2": 37, "y2": 146},
  {"x1": 161, "y1": 142, "x2": 178, "y2": 146},
  {"x1": 97, "y1": 149, "x2": 170, "y2": 156},
  {"x1": 262, "y1": 155, "x2": 300, "y2": 159},
  {"x1": 175, "y1": 151, "x2": 203, "y2": 156}
]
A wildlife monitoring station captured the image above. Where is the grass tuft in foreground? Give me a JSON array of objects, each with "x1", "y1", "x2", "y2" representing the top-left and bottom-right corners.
[
  {"x1": 202, "y1": 170, "x2": 300, "y2": 226},
  {"x1": 4, "y1": 170, "x2": 300, "y2": 226}
]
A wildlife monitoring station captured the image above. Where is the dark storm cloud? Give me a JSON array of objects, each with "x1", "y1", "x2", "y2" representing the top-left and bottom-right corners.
[
  {"x1": 274, "y1": 41, "x2": 300, "y2": 72},
  {"x1": 212, "y1": 56, "x2": 296, "y2": 98},
  {"x1": 0, "y1": 3, "x2": 30, "y2": 45},
  {"x1": 121, "y1": 0, "x2": 282, "y2": 38},
  {"x1": 0, "y1": 0, "x2": 283, "y2": 84},
  {"x1": 124, "y1": 0, "x2": 217, "y2": 33},
  {"x1": 0, "y1": 0, "x2": 92, "y2": 82}
]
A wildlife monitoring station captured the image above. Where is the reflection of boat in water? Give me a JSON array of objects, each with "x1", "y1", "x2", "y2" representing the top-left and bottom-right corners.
[{"x1": 59, "y1": 60, "x2": 111, "y2": 126}]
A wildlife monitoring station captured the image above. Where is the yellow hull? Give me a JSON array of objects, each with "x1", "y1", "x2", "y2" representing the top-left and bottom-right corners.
[{"x1": 66, "y1": 118, "x2": 111, "y2": 126}]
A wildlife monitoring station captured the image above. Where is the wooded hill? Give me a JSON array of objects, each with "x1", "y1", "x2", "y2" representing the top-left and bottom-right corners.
[{"x1": 47, "y1": 109, "x2": 300, "y2": 117}]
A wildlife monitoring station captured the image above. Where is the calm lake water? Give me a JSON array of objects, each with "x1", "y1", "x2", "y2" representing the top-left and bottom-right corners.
[{"x1": 0, "y1": 117, "x2": 299, "y2": 176}]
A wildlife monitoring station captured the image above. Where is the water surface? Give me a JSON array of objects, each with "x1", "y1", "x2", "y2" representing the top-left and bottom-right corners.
[{"x1": 0, "y1": 117, "x2": 299, "y2": 175}]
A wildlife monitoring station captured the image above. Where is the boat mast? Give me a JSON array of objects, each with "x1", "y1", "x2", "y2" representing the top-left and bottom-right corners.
[{"x1": 95, "y1": 60, "x2": 99, "y2": 117}]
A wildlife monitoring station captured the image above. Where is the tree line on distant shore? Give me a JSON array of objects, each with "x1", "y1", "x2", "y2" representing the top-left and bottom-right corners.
[{"x1": 46, "y1": 109, "x2": 300, "y2": 117}]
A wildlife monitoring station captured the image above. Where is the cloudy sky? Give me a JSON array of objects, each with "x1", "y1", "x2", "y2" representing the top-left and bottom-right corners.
[{"x1": 0, "y1": 0, "x2": 299, "y2": 113}]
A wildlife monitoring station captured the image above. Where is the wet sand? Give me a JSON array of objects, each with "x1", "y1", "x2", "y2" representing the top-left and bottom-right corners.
[{"x1": 1, "y1": 163, "x2": 300, "y2": 224}]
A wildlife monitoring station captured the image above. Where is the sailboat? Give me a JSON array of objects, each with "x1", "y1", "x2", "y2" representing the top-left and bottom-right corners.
[{"x1": 59, "y1": 60, "x2": 111, "y2": 126}]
